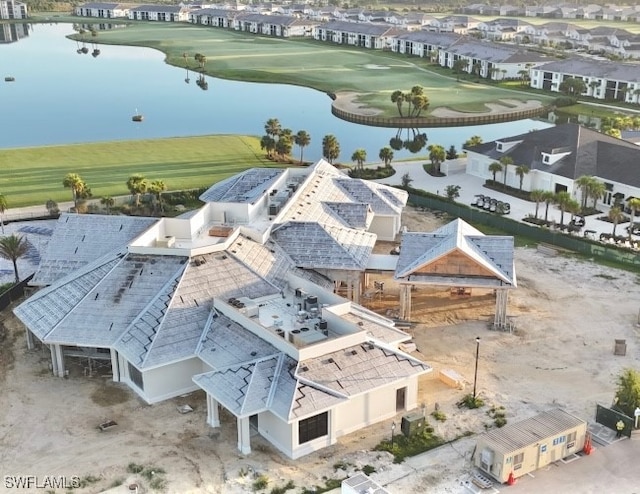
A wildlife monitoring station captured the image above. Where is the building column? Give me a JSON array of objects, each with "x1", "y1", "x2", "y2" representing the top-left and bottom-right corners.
[
  {"x1": 50, "y1": 345, "x2": 58, "y2": 376},
  {"x1": 54, "y1": 344, "x2": 65, "y2": 377},
  {"x1": 352, "y1": 275, "x2": 361, "y2": 304},
  {"x1": 399, "y1": 284, "x2": 412, "y2": 321},
  {"x1": 207, "y1": 394, "x2": 220, "y2": 428},
  {"x1": 25, "y1": 328, "x2": 35, "y2": 350},
  {"x1": 494, "y1": 289, "x2": 509, "y2": 329},
  {"x1": 110, "y1": 348, "x2": 120, "y2": 382},
  {"x1": 237, "y1": 416, "x2": 251, "y2": 455}
]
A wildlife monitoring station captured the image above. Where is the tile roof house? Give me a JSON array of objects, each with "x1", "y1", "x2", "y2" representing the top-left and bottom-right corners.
[
  {"x1": 464, "y1": 123, "x2": 640, "y2": 210},
  {"x1": 14, "y1": 160, "x2": 429, "y2": 459},
  {"x1": 437, "y1": 39, "x2": 550, "y2": 80},
  {"x1": 531, "y1": 58, "x2": 640, "y2": 101}
]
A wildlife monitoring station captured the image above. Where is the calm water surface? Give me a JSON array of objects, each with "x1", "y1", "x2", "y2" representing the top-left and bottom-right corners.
[{"x1": 0, "y1": 23, "x2": 553, "y2": 160}]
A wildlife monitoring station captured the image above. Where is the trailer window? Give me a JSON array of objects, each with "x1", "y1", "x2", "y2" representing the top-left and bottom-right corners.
[{"x1": 513, "y1": 452, "x2": 524, "y2": 466}]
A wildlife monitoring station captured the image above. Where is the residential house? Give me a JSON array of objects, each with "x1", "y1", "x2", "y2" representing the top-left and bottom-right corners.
[
  {"x1": 438, "y1": 39, "x2": 550, "y2": 80},
  {"x1": 14, "y1": 160, "x2": 431, "y2": 460},
  {"x1": 0, "y1": 0, "x2": 26, "y2": 19},
  {"x1": 464, "y1": 123, "x2": 640, "y2": 207},
  {"x1": 429, "y1": 15, "x2": 481, "y2": 35},
  {"x1": 233, "y1": 13, "x2": 316, "y2": 37},
  {"x1": 189, "y1": 8, "x2": 236, "y2": 27},
  {"x1": 530, "y1": 58, "x2": 640, "y2": 101},
  {"x1": 477, "y1": 18, "x2": 532, "y2": 42},
  {"x1": 129, "y1": 5, "x2": 190, "y2": 22},
  {"x1": 75, "y1": 2, "x2": 129, "y2": 18},
  {"x1": 315, "y1": 20, "x2": 402, "y2": 49},
  {"x1": 391, "y1": 31, "x2": 460, "y2": 59}
]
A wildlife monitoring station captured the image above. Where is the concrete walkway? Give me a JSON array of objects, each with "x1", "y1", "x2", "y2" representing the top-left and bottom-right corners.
[{"x1": 372, "y1": 159, "x2": 634, "y2": 241}]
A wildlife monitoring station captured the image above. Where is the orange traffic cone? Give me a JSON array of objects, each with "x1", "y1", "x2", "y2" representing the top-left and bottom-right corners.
[
  {"x1": 507, "y1": 471, "x2": 517, "y2": 486},
  {"x1": 583, "y1": 432, "x2": 593, "y2": 455}
]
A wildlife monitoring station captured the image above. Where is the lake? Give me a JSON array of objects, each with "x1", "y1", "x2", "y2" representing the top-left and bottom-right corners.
[{"x1": 0, "y1": 22, "x2": 553, "y2": 160}]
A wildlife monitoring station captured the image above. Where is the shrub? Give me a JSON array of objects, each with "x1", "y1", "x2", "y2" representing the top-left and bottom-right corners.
[
  {"x1": 253, "y1": 474, "x2": 270, "y2": 491},
  {"x1": 142, "y1": 467, "x2": 166, "y2": 481},
  {"x1": 362, "y1": 465, "x2": 376, "y2": 475},
  {"x1": 460, "y1": 394, "x2": 484, "y2": 409},
  {"x1": 127, "y1": 463, "x2": 145, "y2": 474},
  {"x1": 270, "y1": 480, "x2": 295, "y2": 494},
  {"x1": 149, "y1": 476, "x2": 167, "y2": 491},
  {"x1": 494, "y1": 416, "x2": 507, "y2": 427},
  {"x1": 431, "y1": 410, "x2": 447, "y2": 422},
  {"x1": 554, "y1": 96, "x2": 577, "y2": 107}
]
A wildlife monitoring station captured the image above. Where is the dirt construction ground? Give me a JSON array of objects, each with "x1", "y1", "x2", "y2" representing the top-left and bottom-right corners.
[{"x1": 1, "y1": 207, "x2": 639, "y2": 494}]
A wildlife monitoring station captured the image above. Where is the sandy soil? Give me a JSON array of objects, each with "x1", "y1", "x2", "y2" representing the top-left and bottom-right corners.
[
  {"x1": 430, "y1": 99, "x2": 544, "y2": 118},
  {"x1": 332, "y1": 93, "x2": 544, "y2": 119},
  {"x1": 1, "y1": 207, "x2": 639, "y2": 493}
]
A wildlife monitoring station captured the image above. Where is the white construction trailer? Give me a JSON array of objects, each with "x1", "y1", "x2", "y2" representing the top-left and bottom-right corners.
[{"x1": 474, "y1": 408, "x2": 587, "y2": 483}]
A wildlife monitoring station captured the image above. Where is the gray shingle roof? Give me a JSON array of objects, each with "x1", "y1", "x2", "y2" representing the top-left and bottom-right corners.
[
  {"x1": 32, "y1": 213, "x2": 157, "y2": 286},
  {"x1": 534, "y1": 57, "x2": 640, "y2": 83},
  {"x1": 319, "y1": 20, "x2": 401, "y2": 36},
  {"x1": 468, "y1": 123, "x2": 640, "y2": 187},
  {"x1": 271, "y1": 222, "x2": 376, "y2": 270},
  {"x1": 394, "y1": 218, "x2": 516, "y2": 288},
  {"x1": 445, "y1": 39, "x2": 550, "y2": 63},
  {"x1": 200, "y1": 168, "x2": 285, "y2": 203},
  {"x1": 130, "y1": 4, "x2": 186, "y2": 12},
  {"x1": 297, "y1": 342, "x2": 430, "y2": 397}
]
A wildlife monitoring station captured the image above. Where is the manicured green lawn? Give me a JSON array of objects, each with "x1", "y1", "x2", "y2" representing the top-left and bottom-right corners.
[
  {"x1": 71, "y1": 22, "x2": 555, "y2": 117},
  {"x1": 0, "y1": 135, "x2": 271, "y2": 207}
]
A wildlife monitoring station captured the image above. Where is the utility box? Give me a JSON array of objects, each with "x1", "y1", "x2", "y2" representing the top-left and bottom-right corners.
[{"x1": 401, "y1": 411, "x2": 426, "y2": 437}]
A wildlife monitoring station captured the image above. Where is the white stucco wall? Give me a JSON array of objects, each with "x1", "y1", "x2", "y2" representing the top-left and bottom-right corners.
[
  {"x1": 140, "y1": 358, "x2": 205, "y2": 404},
  {"x1": 368, "y1": 215, "x2": 397, "y2": 241},
  {"x1": 333, "y1": 376, "x2": 420, "y2": 437},
  {"x1": 257, "y1": 411, "x2": 294, "y2": 457}
]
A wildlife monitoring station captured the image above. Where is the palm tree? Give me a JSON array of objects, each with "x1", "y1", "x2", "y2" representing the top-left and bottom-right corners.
[
  {"x1": 628, "y1": 197, "x2": 640, "y2": 240},
  {"x1": 351, "y1": 149, "x2": 367, "y2": 171},
  {"x1": 264, "y1": 118, "x2": 282, "y2": 138},
  {"x1": 542, "y1": 191, "x2": 555, "y2": 222},
  {"x1": 499, "y1": 156, "x2": 513, "y2": 187},
  {"x1": 588, "y1": 180, "x2": 606, "y2": 209},
  {"x1": 100, "y1": 196, "x2": 115, "y2": 215},
  {"x1": 0, "y1": 234, "x2": 28, "y2": 282},
  {"x1": 567, "y1": 199, "x2": 581, "y2": 227},
  {"x1": 390, "y1": 90, "x2": 405, "y2": 117},
  {"x1": 322, "y1": 134, "x2": 340, "y2": 164},
  {"x1": 126, "y1": 174, "x2": 148, "y2": 207},
  {"x1": 555, "y1": 191, "x2": 572, "y2": 227},
  {"x1": 427, "y1": 144, "x2": 445, "y2": 174},
  {"x1": 515, "y1": 165, "x2": 530, "y2": 191},
  {"x1": 463, "y1": 135, "x2": 483, "y2": 148},
  {"x1": 0, "y1": 193, "x2": 7, "y2": 234},
  {"x1": 530, "y1": 189, "x2": 545, "y2": 219},
  {"x1": 575, "y1": 175, "x2": 593, "y2": 209},
  {"x1": 260, "y1": 135, "x2": 276, "y2": 158},
  {"x1": 62, "y1": 173, "x2": 90, "y2": 211},
  {"x1": 379, "y1": 147, "x2": 394, "y2": 168},
  {"x1": 294, "y1": 130, "x2": 310, "y2": 165},
  {"x1": 609, "y1": 206, "x2": 624, "y2": 237},
  {"x1": 488, "y1": 161, "x2": 502, "y2": 182},
  {"x1": 275, "y1": 135, "x2": 293, "y2": 159},
  {"x1": 149, "y1": 180, "x2": 167, "y2": 213}
]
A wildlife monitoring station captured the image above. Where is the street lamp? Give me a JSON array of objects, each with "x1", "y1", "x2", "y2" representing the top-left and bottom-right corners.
[
  {"x1": 473, "y1": 337, "x2": 481, "y2": 400},
  {"x1": 391, "y1": 421, "x2": 396, "y2": 448}
]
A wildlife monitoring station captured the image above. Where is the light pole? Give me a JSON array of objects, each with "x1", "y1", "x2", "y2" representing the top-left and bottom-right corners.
[
  {"x1": 473, "y1": 337, "x2": 481, "y2": 400},
  {"x1": 391, "y1": 421, "x2": 396, "y2": 448}
]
